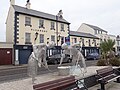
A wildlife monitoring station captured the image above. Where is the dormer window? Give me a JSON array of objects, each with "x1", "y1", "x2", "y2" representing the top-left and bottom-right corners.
[
  {"x1": 39, "y1": 19, "x2": 45, "y2": 28},
  {"x1": 25, "y1": 17, "x2": 31, "y2": 26}
]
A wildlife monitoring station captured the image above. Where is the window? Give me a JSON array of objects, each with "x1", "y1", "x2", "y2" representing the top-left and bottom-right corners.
[
  {"x1": 51, "y1": 35, "x2": 55, "y2": 42},
  {"x1": 82, "y1": 39, "x2": 85, "y2": 46},
  {"x1": 95, "y1": 30, "x2": 97, "y2": 34},
  {"x1": 117, "y1": 41, "x2": 120, "y2": 46},
  {"x1": 25, "y1": 17, "x2": 31, "y2": 26},
  {"x1": 74, "y1": 38, "x2": 77, "y2": 43},
  {"x1": 61, "y1": 24, "x2": 64, "y2": 31},
  {"x1": 25, "y1": 33, "x2": 31, "y2": 44},
  {"x1": 39, "y1": 19, "x2": 44, "y2": 28},
  {"x1": 89, "y1": 39, "x2": 91, "y2": 46},
  {"x1": 94, "y1": 39, "x2": 96, "y2": 46},
  {"x1": 61, "y1": 36, "x2": 64, "y2": 45},
  {"x1": 39, "y1": 34, "x2": 44, "y2": 43},
  {"x1": 51, "y1": 22, "x2": 55, "y2": 30}
]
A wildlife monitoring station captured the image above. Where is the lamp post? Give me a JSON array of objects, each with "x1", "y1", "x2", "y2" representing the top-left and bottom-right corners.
[
  {"x1": 56, "y1": 15, "x2": 59, "y2": 46},
  {"x1": 34, "y1": 32, "x2": 38, "y2": 44},
  {"x1": 56, "y1": 10, "x2": 63, "y2": 46}
]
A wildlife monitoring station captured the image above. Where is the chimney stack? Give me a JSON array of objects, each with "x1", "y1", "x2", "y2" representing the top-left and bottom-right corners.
[
  {"x1": 57, "y1": 10, "x2": 63, "y2": 18},
  {"x1": 10, "y1": 0, "x2": 15, "y2": 5},
  {"x1": 26, "y1": 0, "x2": 31, "y2": 9}
]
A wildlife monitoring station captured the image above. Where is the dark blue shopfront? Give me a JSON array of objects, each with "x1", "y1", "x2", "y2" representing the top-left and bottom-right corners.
[
  {"x1": 19, "y1": 49, "x2": 32, "y2": 64},
  {"x1": 14, "y1": 45, "x2": 32, "y2": 64},
  {"x1": 14, "y1": 45, "x2": 62, "y2": 64}
]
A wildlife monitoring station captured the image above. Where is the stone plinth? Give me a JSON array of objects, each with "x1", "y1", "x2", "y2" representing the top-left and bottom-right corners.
[{"x1": 58, "y1": 66, "x2": 70, "y2": 76}]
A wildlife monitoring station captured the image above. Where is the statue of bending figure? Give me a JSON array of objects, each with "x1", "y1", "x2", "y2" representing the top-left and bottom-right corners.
[
  {"x1": 59, "y1": 43, "x2": 87, "y2": 72},
  {"x1": 27, "y1": 41, "x2": 55, "y2": 84}
]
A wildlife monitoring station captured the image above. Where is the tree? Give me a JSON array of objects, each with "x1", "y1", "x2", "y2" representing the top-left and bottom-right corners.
[{"x1": 100, "y1": 39, "x2": 115, "y2": 65}]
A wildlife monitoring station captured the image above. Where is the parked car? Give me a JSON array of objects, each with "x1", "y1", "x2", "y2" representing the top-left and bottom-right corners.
[
  {"x1": 115, "y1": 51, "x2": 120, "y2": 57},
  {"x1": 86, "y1": 52, "x2": 100, "y2": 60},
  {"x1": 47, "y1": 54, "x2": 72, "y2": 64}
]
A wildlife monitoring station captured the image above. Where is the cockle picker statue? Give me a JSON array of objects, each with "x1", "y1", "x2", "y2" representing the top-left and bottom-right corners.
[
  {"x1": 27, "y1": 41, "x2": 55, "y2": 84},
  {"x1": 59, "y1": 43, "x2": 87, "y2": 75}
]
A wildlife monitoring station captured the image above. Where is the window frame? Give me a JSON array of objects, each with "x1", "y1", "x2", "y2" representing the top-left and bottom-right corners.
[
  {"x1": 39, "y1": 19, "x2": 45, "y2": 28},
  {"x1": 51, "y1": 35, "x2": 55, "y2": 42},
  {"x1": 25, "y1": 17, "x2": 31, "y2": 27},
  {"x1": 61, "y1": 23, "x2": 65, "y2": 31},
  {"x1": 39, "y1": 34, "x2": 44, "y2": 43},
  {"x1": 25, "y1": 33, "x2": 31, "y2": 44},
  {"x1": 51, "y1": 22, "x2": 55, "y2": 30}
]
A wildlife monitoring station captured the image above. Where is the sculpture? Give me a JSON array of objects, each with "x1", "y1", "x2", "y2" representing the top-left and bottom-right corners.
[
  {"x1": 59, "y1": 43, "x2": 87, "y2": 73},
  {"x1": 27, "y1": 41, "x2": 55, "y2": 84}
]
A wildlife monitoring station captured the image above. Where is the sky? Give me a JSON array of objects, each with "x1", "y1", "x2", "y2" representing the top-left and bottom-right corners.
[{"x1": 0, "y1": 0, "x2": 120, "y2": 42}]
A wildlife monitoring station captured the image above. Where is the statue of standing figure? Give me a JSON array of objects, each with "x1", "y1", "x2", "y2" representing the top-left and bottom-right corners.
[
  {"x1": 59, "y1": 43, "x2": 87, "y2": 73},
  {"x1": 27, "y1": 41, "x2": 55, "y2": 84}
]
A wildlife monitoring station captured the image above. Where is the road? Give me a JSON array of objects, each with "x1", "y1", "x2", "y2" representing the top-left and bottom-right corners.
[{"x1": 0, "y1": 60, "x2": 98, "y2": 83}]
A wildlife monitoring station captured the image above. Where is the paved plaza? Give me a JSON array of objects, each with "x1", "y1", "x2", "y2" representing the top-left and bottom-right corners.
[{"x1": 0, "y1": 66, "x2": 120, "y2": 90}]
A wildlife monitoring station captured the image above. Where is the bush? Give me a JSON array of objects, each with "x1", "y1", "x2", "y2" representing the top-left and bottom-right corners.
[
  {"x1": 109, "y1": 57, "x2": 120, "y2": 66},
  {"x1": 97, "y1": 59, "x2": 106, "y2": 66}
]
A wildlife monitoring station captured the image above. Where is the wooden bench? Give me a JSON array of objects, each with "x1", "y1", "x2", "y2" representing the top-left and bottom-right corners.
[
  {"x1": 96, "y1": 66, "x2": 120, "y2": 90},
  {"x1": 33, "y1": 76, "x2": 80, "y2": 90}
]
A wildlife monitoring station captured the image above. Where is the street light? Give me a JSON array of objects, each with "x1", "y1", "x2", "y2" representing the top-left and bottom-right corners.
[
  {"x1": 57, "y1": 34, "x2": 61, "y2": 42},
  {"x1": 34, "y1": 32, "x2": 38, "y2": 44},
  {"x1": 56, "y1": 10, "x2": 63, "y2": 46},
  {"x1": 56, "y1": 15, "x2": 58, "y2": 46}
]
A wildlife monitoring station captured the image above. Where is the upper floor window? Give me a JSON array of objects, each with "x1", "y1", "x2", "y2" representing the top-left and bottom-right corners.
[
  {"x1": 89, "y1": 39, "x2": 91, "y2": 46},
  {"x1": 117, "y1": 41, "x2": 120, "y2": 46},
  {"x1": 94, "y1": 39, "x2": 96, "y2": 46},
  {"x1": 25, "y1": 17, "x2": 31, "y2": 26},
  {"x1": 98, "y1": 30, "x2": 100, "y2": 34},
  {"x1": 95, "y1": 30, "x2": 97, "y2": 34},
  {"x1": 74, "y1": 38, "x2": 77, "y2": 43},
  {"x1": 61, "y1": 36, "x2": 64, "y2": 45},
  {"x1": 82, "y1": 39, "x2": 85, "y2": 46},
  {"x1": 39, "y1": 34, "x2": 44, "y2": 43},
  {"x1": 61, "y1": 24, "x2": 64, "y2": 31},
  {"x1": 39, "y1": 19, "x2": 44, "y2": 28},
  {"x1": 51, "y1": 35, "x2": 55, "y2": 42},
  {"x1": 51, "y1": 22, "x2": 55, "y2": 30},
  {"x1": 25, "y1": 33, "x2": 31, "y2": 44}
]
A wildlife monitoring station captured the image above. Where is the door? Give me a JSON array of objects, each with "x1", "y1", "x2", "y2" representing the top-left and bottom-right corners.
[
  {"x1": 19, "y1": 50, "x2": 32, "y2": 64},
  {"x1": 0, "y1": 48, "x2": 12, "y2": 65}
]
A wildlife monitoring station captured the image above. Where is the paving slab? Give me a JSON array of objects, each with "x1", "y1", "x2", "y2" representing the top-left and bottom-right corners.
[
  {"x1": 0, "y1": 66, "x2": 119, "y2": 90},
  {"x1": 89, "y1": 81, "x2": 120, "y2": 90}
]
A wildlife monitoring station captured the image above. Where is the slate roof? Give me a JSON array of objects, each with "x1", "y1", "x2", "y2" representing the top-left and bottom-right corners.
[
  {"x1": 85, "y1": 23, "x2": 107, "y2": 33},
  {"x1": 13, "y1": 5, "x2": 70, "y2": 24},
  {"x1": 70, "y1": 31, "x2": 99, "y2": 39}
]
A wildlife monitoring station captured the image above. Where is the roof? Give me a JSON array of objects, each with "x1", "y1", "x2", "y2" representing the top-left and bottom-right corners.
[
  {"x1": 70, "y1": 31, "x2": 99, "y2": 39},
  {"x1": 12, "y1": 5, "x2": 70, "y2": 24},
  {"x1": 84, "y1": 23, "x2": 107, "y2": 33}
]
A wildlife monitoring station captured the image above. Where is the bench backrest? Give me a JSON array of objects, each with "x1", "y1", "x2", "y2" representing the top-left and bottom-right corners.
[
  {"x1": 33, "y1": 76, "x2": 76, "y2": 90},
  {"x1": 96, "y1": 67, "x2": 114, "y2": 77}
]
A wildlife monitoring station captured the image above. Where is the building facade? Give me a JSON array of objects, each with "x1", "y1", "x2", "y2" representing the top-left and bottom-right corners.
[
  {"x1": 77, "y1": 23, "x2": 117, "y2": 52},
  {"x1": 6, "y1": 0, "x2": 70, "y2": 64},
  {"x1": 116, "y1": 35, "x2": 120, "y2": 52},
  {"x1": 70, "y1": 31, "x2": 100, "y2": 57}
]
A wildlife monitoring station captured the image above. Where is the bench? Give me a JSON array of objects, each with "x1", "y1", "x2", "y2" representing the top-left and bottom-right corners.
[
  {"x1": 33, "y1": 76, "x2": 80, "y2": 90},
  {"x1": 96, "y1": 66, "x2": 120, "y2": 90}
]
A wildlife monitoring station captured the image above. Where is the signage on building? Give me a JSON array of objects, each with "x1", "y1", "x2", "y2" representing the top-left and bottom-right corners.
[{"x1": 65, "y1": 36, "x2": 70, "y2": 45}]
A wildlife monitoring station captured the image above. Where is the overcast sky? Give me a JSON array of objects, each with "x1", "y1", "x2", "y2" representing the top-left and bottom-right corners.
[{"x1": 0, "y1": 0, "x2": 120, "y2": 42}]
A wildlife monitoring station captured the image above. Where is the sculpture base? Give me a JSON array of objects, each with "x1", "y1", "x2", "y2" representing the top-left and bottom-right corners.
[{"x1": 58, "y1": 66, "x2": 70, "y2": 76}]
